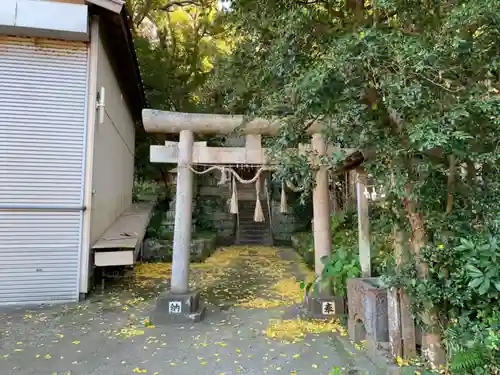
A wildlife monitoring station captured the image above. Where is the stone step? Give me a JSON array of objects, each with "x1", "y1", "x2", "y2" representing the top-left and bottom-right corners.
[
  {"x1": 238, "y1": 230, "x2": 271, "y2": 235},
  {"x1": 238, "y1": 228, "x2": 269, "y2": 233},
  {"x1": 238, "y1": 223, "x2": 271, "y2": 228},
  {"x1": 236, "y1": 198, "x2": 272, "y2": 245},
  {"x1": 237, "y1": 237, "x2": 273, "y2": 245},
  {"x1": 238, "y1": 225, "x2": 270, "y2": 230},
  {"x1": 238, "y1": 218, "x2": 270, "y2": 224},
  {"x1": 239, "y1": 237, "x2": 272, "y2": 243},
  {"x1": 238, "y1": 220, "x2": 271, "y2": 226}
]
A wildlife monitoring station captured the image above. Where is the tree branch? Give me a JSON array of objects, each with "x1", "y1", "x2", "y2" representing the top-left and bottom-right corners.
[{"x1": 159, "y1": 0, "x2": 199, "y2": 12}]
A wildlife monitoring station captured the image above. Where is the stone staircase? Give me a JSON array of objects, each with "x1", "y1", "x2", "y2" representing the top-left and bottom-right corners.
[{"x1": 236, "y1": 199, "x2": 273, "y2": 245}]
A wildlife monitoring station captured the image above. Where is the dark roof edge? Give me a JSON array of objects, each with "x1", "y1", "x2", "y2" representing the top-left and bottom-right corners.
[
  {"x1": 118, "y1": 7, "x2": 148, "y2": 112},
  {"x1": 89, "y1": 2, "x2": 147, "y2": 122}
]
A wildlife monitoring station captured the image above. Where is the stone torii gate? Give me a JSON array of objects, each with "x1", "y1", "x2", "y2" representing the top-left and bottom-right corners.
[{"x1": 142, "y1": 109, "x2": 360, "y2": 323}]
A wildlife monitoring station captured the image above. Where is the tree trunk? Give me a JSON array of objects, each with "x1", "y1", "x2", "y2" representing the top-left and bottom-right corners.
[
  {"x1": 405, "y1": 199, "x2": 445, "y2": 369},
  {"x1": 393, "y1": 223, "x2": 417, "y2": 358}
]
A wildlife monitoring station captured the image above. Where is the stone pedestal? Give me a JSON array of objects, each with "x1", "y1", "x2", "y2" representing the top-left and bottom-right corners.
[
  {"x1": 347, "y1": 277, "x2": 389, "y2": 359},
  {"x1": 152, "y1": 290, "x2": 205, "y2": 324},
  {"x1": 304, "y1": 291, "x2": 346, "y2": 319}
]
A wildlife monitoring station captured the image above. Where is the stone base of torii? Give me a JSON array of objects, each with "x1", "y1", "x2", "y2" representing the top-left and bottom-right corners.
[{"x1": 141, "y1": 109, "x2": 368, "y2": 324}]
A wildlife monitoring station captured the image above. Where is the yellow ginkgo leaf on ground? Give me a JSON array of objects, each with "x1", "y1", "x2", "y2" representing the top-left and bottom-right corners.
[
  {"x1": 72, "y1": 340, "x2": 80, "y2": 345},
  {"x1": 312, "y1": 364, "x2": 318, "y2": 369},
  {"x1": 292, "y1": 354, "x2": 300, "y2": 358}
]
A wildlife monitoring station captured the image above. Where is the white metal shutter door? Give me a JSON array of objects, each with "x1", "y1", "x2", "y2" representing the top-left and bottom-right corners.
[{"x1": 0, "y1": 37, "x2": 88, "y2": 305}]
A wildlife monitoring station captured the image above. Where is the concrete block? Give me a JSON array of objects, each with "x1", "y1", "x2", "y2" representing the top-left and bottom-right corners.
[
  {"x1": 152, "y1": 290, "x2": 205, "y2": 324},
  {"x1": 304, "y1": 291, "x2": 346, "y2": 319}
]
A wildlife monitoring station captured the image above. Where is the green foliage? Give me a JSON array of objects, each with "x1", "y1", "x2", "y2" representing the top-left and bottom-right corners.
[
  {"x1": 132, "y1": 178, "x2": 165, "y2": 202},
  {"x1": 384, "y1": 231, "x2": 500, "y2": 324},
  {"x1": 460, "y1": 236, "x2": 500, "y2": 297},
  {"x1": 320, "y1": 247, "x2": 361, "y2": 297},
  {"x1": 193, "y1": 195, "x2": 227, "y2": 231},
  {"x1": 300, "y1": 245, "x2": 360, "y2": 297},
  {"x1": 291, "y1": 231, "x2": 314, "y2": 268},
  {"x1": 128, "y1": 0, "x2": 233, "y2": 182},
  {"x1": 444, "y1": 311, "x2": 500, "y2": 374},
  {"x1": 144, "y1": 197, "x2": 172, "y2": 241},
  {"x1": 401, "y1": 367, "x2": 439, "y2": 375},
  {"x1": 130, "y1": 0, "x2": 230, "y2": 111},
  {"x1": 328, "y1": 367, "x2": 343, "y2": 375},
  {"x1": 298, "y1": 211, "x2": 361, "y2": 297}
]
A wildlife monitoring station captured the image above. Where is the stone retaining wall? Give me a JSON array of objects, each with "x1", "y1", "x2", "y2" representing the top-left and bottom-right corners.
[
  {"x1": 142, "y1": 233, "x2": 217, "y2": 262},
  {"x1": 271, "y1": 200, "x2": 300, "y2": 242},
  {"x1": 196, "y1": 174, "x2": 235, "y2": 240},
  {"x1": 290, "y1": 232, "x2": 314, "y2": 269}
]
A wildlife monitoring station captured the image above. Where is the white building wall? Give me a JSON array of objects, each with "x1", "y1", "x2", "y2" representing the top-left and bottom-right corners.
[{"x1": 89, "y1": 29, "x2": 136, "y2": 245}]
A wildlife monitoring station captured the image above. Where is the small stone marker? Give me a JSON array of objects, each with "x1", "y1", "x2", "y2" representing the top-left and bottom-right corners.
[
  {"x1": 322, "y1": 301, "x2": 336, "y2": 315},
  {"x1": 304, "y1": 291, "x2": 345, "y2": 319},
  {"x1": 153, "y1": 291, "x2": 205, "y2": 324},
  {"x1": 168, "y1": 301, "x2": 182, "y2": 314}
]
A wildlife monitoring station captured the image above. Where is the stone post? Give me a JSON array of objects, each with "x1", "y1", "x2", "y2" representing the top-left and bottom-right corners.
[
  {"x1": 311, "y1": 133, "x2": 332, "y2": 277},
  {"x1": 356, "y1": 168, "x2": 371, "y2": 277},
  {"x1": 171, "y1": 130, "x2": 194, "y2": 294}
]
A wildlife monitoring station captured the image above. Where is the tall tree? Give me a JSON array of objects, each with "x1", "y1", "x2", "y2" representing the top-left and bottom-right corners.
[{"x1": 127, "y1": 0, "x2": 231, "y2": 181}]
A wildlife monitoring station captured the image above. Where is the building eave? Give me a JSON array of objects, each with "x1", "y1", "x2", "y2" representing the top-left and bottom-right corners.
[
  {"x1": 89, "y1": 4, "x2": 147, "y2": 122},
  {"x1": 85, "y1": 0, "x2": 124, "y2": 14}
]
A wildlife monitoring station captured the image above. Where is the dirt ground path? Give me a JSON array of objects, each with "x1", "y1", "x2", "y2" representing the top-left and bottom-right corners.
[{"x1": 0, "y1": 246, "x2": 380, "y2": 375}]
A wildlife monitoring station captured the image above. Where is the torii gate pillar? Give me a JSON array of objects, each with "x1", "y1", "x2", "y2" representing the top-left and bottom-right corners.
[
  {"x1": 171, "y1": 130, "x2": 194, "y2": 294},
  {"x1": 152, "y1": 130, "x2": 206, "y2": 324},
  {"x1": 311, "y1": 133, "x2": 332, "y2": 277}
]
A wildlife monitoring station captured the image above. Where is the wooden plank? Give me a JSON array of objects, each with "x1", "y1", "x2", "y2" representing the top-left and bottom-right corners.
[
  {"x1": 95, "y1": 250, "x2": 134, "y2": 267},
  {"x1": 92, "y1": 202, "x2": 155, "y2": 251}
]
